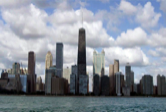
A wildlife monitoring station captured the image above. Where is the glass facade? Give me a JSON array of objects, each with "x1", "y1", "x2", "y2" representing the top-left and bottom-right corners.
[{"x1": 93, "y1": 50, "x2": 105, "y2": 77}]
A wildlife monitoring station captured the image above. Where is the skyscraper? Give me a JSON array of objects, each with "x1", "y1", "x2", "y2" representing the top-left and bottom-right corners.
[
  {"x1": 157, "y1": 75, "x2": 166, "y2": 95},
  {"x1": 56, "y1": 43, "x2": 63, "y2": 78},
  {"x1": 109, "y1": 64, "x2": 114, "y2": 95},
  {"x1": 125, "y1": 63, "x2": 131, "y2": 88},
  {"x1": 114, "y1": 59, "x2": 119, "y2": 75},
  {"x1": 157, "y1": 74, "x2": 161, "y2": 95},
  {"x1": 71, "y1": 65, "x2": 78, "y2": 93},
  {"x1": 141, "y1": 75, "x2": 153, "y2": 95},
  {"x1": 63, "y1": 67, "x2": 71, "y2": 84},
  {"x1": 130, "y1": 71, "x2": 134, "y2": 92},
  {"x1": 77, "y1": 28, "x2": 87, "y2": 94},
  {"x1": 28, "y1": 51, "x2": 36, "y2": 93},
  {"x1": 116, "y1": 72, "x2": 121, "y2": 96},
  {"x1": 93, "y1": 50, "x2": 105, "y2": 77},
  {"x1": 45, "y1": 51, "x2": 53, "y2": 70},
  {"x1": 12, "y1": 62, "x2": 20, "y2": 74}
]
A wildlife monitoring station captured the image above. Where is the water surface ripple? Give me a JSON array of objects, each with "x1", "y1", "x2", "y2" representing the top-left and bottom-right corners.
[{"x1": 0, "y1": 96, "x2": 166, "y2": 112}]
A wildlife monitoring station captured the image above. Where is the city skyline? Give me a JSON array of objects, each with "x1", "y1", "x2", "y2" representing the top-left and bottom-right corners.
[{"x1": 0, "y1": 0, "x2": 165, "y2": 86}]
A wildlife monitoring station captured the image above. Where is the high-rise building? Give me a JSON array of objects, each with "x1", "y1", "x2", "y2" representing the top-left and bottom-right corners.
[
  {"x1": 45, "y1": 51, "x2": 53, "y2": 70},
  {"x1": 125, "y1": 63, "x2": 131, "y2": 88},
  {"x1": 63, "y1": 67, "x2": 71, "y2": 84},
  {"x1": 36, "y1": 76, "x2": 42, "y2": 92},
  {"x1": 141, "y1": 75, "x2": 153, "y2": 95},
  {"x1": 101, "y1": 75, "x2": 109, "y2": 96},
  {"x1": 12, "y1": 62, "x2": 20, "y2": 74},
  {"x1": 77, "y1": 28, "x2": 87, "y2": 94},
  {"x1": 28, "y1": 51, "x2": 36, "y2": 93},
  {"x1": 93, "y1": 74, "x2": 100, "y2": 96},
  {"x1": 7, "y1": 69, "x2": 12, "y2": 74},
  {"x1": 116, "y1": 72, "x2": 121, "y2": 96},
  {"x1": 70, "y1": 73, "x2": 76, "y2": 94},
  {"x1": 157, "y1": 75, "x2": 166, "y2": 95},
  {"x1": 45, "y1": 69, "x2": 54, "y2": 94},
  {"x1": 93, "y1": 50, "x2": 105, "y2": 77},
  {"x1": 114, "y1": 59, "x2": 119, "y2": 95},
  {"x1": 71, "y1": 65, "x2": 78, "y2": 94},
  {"x1": 79, "y1": 75, "x2": 88, "y2": 95},
  {"x1": 56, "y1": 43, "x2": 63, "y2": 78},
  {"x1": 157, "y1": 75, "x2": 161, "y2": 95},
  {"x1": 109, "y1": 64, "x2": 114, "y2": 95},
  {"x1": 130, "y1": 71, "x2": 134, "y2": 92},
  {"x1": 114, "y1": 59, "x2": 119, "y2": 75}
]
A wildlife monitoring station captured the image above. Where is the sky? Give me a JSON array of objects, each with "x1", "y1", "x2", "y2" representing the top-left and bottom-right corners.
[{"x1": 0, "y1": 0, "x2": 166, "y2": 87}]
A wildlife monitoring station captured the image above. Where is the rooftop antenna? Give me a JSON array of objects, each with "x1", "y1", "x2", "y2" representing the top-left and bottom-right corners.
[
  {"x1": 60, "y1": 31, "x2": 62, "y2": 43},
  {"x1": 82, "y1": 9, "x2": 83, "y2": 28}
]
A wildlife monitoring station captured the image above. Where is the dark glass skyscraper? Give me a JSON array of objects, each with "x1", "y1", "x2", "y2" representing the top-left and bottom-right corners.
[
  {"x1": 28, "y1": 51, "x2": 36, "y2": 93},
  {"x1": 56, "y1": 43, "x2": 63, "y2": 78},
  {"x1": 77, "y1": 28, "x2": 87, "y2": 94}
]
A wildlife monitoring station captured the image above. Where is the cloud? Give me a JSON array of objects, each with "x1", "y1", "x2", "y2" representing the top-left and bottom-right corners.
[
  {"x1": 0, "y1": 0, "x2": 29, "y2": 8},
  {"x1": 119, "y1": 0, "x2": 137, "y2": 15},
  {"x1": 116, "y1": 27, "x2": 147, "y2": 47},
  {"x1": 148, "y1": 50, "x2": 159, "y2": 57},
  {"x1": 1, "y1": 4, "x2": 49, "y2": 39},
  {"x1": 105, "y1": 47, "x2": 149, "y2": 67},
  {"x1": 159, "y1": 0, "x2": 166, "y2": 13},
  {"x1": 118, "y1": 1, "x2": 161, "y2": 29},
  {"x1": 148, "y1": 32, "x2": 166, "y2": 47},
  {"x1": 136, "y1": 2, "x2": 161, "y2": 28}
]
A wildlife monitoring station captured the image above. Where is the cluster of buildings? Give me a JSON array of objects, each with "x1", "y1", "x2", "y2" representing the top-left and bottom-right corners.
[
  {"x1": 0, "y1": 27, "x2": 166, "y2": 96},
  {"x1": 0, "y1": 52, "x2": 44, "y2": 93}
]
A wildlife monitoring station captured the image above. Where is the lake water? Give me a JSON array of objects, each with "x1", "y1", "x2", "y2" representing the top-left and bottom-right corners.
[{"x1": 0, "y1": 96, "x2": 166, "y2": 112}]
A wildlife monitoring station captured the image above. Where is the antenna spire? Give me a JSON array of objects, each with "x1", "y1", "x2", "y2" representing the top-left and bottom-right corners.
[{"x1": 82, "y1": 9, "x2": 83, "y2": 28}]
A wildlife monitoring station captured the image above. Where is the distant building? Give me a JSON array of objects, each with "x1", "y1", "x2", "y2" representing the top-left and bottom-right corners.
[
  {"x1": 153, "y1": 86, "x2": 157, "y2": 95},
  {"x1": 120, "y1": 74, "x2": 125, "y2": 92},
  {"x1": 114, "y1": 60, "x2": 119, "y2": 75},
  {"x1": 122, "y1": 86, "x2": 130, "y2": 96},
  {"x1": 12, "y1": 62, "x2": 20, "y2": 74},
  {"x1": 125, "y1": 63, "x2": 131, "y2": 88},
  {"x1": 157, "y1": 75, "x2": 166, "y2": 95},
  {"x1": 70, "y1": 74, "x2": 76, "y2": 94},
  {"x1": 157, "y1": 75, "x2": 161, "y2": 95},
  {"x1": 130, "y1": 71, "x2": 134, "y2": 92},
  {"x1": 45, "y1": 69, "x2": 54, "y2": 94},
  {"x1": 93, "y1": 50, "x2": 105, "y2": 77},
  {"x1": 45, "y1": 51, "x2": 53, "y2": 70},
  {"x1": 141, "y1": 75, "x2": 153, "y2": 95},
  {"x1": 56, "y1": 43, "x2": 63, "y2": 78},
  {"x1": 93, "y1": 74, "x2": 100, "y2": 96},
  {"x1": 101, "y1": 75, "x2": 109, "y2": 96},
  {"x1": 134, "y1": 83, "x2": 137, "y2": 93},
  {"x1": 20, "y1": 75, "x2": 28, "y2": 93},
  {"x1": 109, "y1": 64, "x2": 114, "y2": 95},
  {"x1": 51, "y1": 77, "x2": 67, "y2": 95},
  {"x1": 79, "y1": 75, "x2": 88, "y2": 95},
  {"x1": 28, "y1": 51, "x2": 36, "y2": 93},
  {"x1": 36, "y1": 76, "x2": 42, "y2": 92},
  {"x1": 116, "y1": 72, "x2": 121, "y2": 96},
  {"x1": 7, "y1": 74, "x2": 22, "y2": 93},
  {"x1": 71, "y1": 65, "x2": 78, "y2": 94},
  {"x1": 7, "y1": 69, "x2": 12, "y2": 74},
  {"x1": 0, "y1": 79, "x2": 8, "y2": 89},
  {"x1": 63, "y1": 67, "x2": 71, "y2": 84}
]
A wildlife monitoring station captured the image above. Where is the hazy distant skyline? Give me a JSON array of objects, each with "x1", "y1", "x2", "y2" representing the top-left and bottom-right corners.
[{"x1": 0, "y1": 0, "x2": 165, "y2": 85}]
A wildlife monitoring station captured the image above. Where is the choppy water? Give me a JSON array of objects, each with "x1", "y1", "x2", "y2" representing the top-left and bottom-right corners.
[{"x1": 0, "y1": 96, "x2": 166, "y2": 112}]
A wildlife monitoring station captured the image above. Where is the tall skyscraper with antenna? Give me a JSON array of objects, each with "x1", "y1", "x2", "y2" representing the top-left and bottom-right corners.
[{"x1": 77, "y1": 11, "x2": 88, "y2": 94}]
